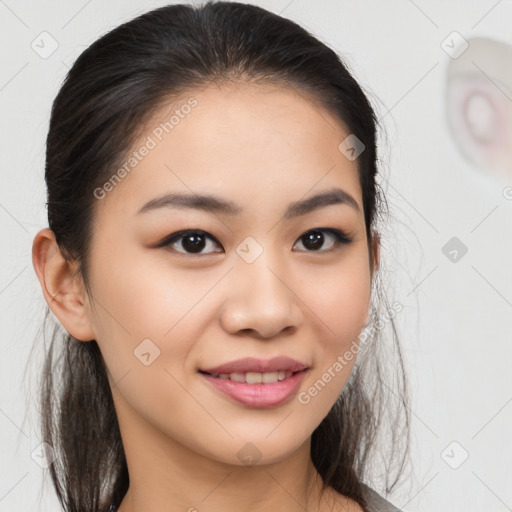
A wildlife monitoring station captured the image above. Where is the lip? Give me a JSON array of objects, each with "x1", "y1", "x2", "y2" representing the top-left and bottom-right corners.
[
  {"x1": 200, "y1": 356, "x2": 308, "y2": 375},
  {"x1": 200, "y1": 369, "x2": 309, "y2": 408}
]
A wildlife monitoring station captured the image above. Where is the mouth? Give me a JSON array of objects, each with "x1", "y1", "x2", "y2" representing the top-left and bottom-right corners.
[
  {"x1": 198, "y1": 369, "x2": 299, "y2": 383},
  {"x1": 199, "y1": 355, "x2": 309, "y2": 375},
  {"x1": 198, "y1": 368, "x2": 309, "y2": 408}
]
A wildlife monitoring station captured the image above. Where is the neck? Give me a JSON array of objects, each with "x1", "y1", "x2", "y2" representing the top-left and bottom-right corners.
[{"x1": 112, "y1": 395, "x2": 337, "y2": 512}]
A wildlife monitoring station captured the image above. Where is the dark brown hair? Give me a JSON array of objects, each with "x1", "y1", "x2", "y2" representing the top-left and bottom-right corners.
[{"x1": 35, "y1": 2, "x2": 410, "y2": 511}]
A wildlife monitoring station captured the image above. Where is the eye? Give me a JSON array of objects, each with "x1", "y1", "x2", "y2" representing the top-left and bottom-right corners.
[
  {"x1": 157, "y1": 228, "x2": 352, "y2": 256},
  {"x1": 293, "y1": 228, "x2": 352, "y2": 252},
  {"x1": 158, "y1": 229, "x2": 222, "y2": 255}
]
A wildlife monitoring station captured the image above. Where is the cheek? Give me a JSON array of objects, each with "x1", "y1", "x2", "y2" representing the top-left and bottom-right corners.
[
  {"x1": 296, "y1": 255, "x2": 371, "y2": 401},
  {"x1": 86, "y1": 240, "x2": 201, "y2": 382},
  {"x1": 93, "y1": 272, "x2": 201, "y2": 367},
  {"x1": 327, "y1": 274, "x2": 370, "y2": 338},
  {"x1": 302, "y1": 255, "x2": 371, "y2": 342},
  {"x1": 88, "y1": 257, "x2": 207, "y2": 433}
]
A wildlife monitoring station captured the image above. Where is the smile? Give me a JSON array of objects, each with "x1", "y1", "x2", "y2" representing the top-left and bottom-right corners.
[
  {"x1": 200, "y1": 370, "x2": 294, "y2": 383},
  {"x1": 199, "y1": 369, "x2": 308, "y2": 408}
]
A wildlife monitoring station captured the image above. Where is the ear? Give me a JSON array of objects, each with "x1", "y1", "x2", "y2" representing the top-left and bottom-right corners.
[{"x1": 32, "y1": 228, "x2": 95, "y2": 341}]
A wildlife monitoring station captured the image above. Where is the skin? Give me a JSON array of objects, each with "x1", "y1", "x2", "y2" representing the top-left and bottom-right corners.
[{"x1": 32, "y1": 81, "x2": 379, "y2": 512}]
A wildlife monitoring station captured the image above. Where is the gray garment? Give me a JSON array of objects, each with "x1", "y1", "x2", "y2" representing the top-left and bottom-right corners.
[{"x1": 361, "y1": 483, "x2": 403, "y2": 512}]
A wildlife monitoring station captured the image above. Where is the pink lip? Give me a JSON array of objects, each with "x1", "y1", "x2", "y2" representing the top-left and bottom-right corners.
[
  {"x1": 200, "y1": 356, "x2": 308, "y2": 374},
  {"x1": 200, "y1": 369, "x2": 308, "y2": 408}
]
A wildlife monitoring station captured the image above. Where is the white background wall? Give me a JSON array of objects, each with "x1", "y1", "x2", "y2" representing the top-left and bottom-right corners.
[{"x1": 1, "y1": 1, "x2": 511, "y2": 511}]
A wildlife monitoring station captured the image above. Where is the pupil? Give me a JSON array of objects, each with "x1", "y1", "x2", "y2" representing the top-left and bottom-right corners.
[
  {"x1": 183, "y1": 234, "x2": 205, "y2": 253},
  {"x1": 304, "y1": 231, "x2": 323, "y2": 250}
]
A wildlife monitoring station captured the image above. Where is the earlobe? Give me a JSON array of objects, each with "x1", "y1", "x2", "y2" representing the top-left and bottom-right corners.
[{"x1": 32, "y1": 228, "x2": 96, "y2": 342}]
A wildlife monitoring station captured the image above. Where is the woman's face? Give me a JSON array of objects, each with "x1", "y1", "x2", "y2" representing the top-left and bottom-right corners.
[{"x1": 84, "y1": 82, "x2": 376, "y2": 466}]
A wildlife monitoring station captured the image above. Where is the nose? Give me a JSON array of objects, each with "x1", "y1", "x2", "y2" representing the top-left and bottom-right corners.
[{"x1": 218, "y1": 254, "x2": 304, "y2": 339}]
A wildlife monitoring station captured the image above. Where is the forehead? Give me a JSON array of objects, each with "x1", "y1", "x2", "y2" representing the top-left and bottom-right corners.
[{"x1": 93, "y1": 80, "x2": 363, "y2": 219}]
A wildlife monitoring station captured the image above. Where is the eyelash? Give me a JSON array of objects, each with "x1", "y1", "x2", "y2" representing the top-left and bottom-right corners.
[{"x1": 156, "y1": 228, "x2": 352, "y2": 256}]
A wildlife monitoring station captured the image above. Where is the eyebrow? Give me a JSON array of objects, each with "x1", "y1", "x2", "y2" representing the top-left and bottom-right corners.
[{"x1": 136, "y1": 187, "x2": 360, "y2": 218}]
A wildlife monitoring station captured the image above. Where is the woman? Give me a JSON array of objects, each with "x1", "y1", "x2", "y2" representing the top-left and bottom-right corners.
[{"x1": 31, "y1": 2, "x2": 410, "y2": 511}]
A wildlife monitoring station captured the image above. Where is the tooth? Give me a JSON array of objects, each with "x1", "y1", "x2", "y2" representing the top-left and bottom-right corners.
[
  {"x1": 207, "y1": 370, "x2": 294, "y2": 383},
  {"x1": 230, "y1": 372, "x2": 246, "y2": 383},
  {"x1": 245, "y1": 372, "x2": 262, "y2": 384},
  {"x1": 262, "y1": 371, "x2": 279, "y2": 383}
]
